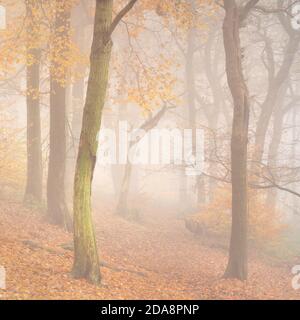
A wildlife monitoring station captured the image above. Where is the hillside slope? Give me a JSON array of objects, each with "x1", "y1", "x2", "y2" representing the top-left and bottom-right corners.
[{"x1": 0, "y1": 200, "x2": 299, "y2": 300}]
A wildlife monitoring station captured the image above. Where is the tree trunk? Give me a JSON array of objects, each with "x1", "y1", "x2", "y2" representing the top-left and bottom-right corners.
[
  {"x1": 291, "y1": 106, "x2": 299, "y2": 216},
  {"x1": 24, "y1": 0, "x2": 43, "y2": 204},
  {"x1": 66, "y1": 22, "x2": 86, "y2": 202},
  {"x1": 116, "y1": 162, "x2": 132, "y2": 217},
  {"x1": 266, "y1": 84, "x2": 288, "y2": 207},
  {"x1": 253, "y1": 36, "x2": 300, "y2": 166},
  {"x1": 186, "y1": 23, "x2": 200, "y2": 210},
  {"x1": 223, "y1": 0, "x2": 250, "y2": 280},
  {"x1": 204, "y1": 30, "x2": 222, "y2": 198},
  {"x1": 115, "y1": 106, "x2": 168, "y2": 217},
  {"x1": 266, "y1": 108, "x2": 284, "y2": 207},
  {"x1": 47, "y1": 0, "x2": 72, "y2": 230},
  {"x1": 72, "y1": 0, "x2": 113, "y2": 285}
]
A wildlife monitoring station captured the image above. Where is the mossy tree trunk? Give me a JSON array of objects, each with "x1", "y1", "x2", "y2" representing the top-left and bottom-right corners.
[
  {"x1": 24, "y1": 0, "x2": 43, "y2": 204},
  {"x1": 72, "y1": 0, "x2": 113, "y2": 285},
  {"x1": 72, "y1": 0, "x2": 138, "y2": 285},
  {"x1": 47, "y1": 0, "x2": 72, "y2": 230}
]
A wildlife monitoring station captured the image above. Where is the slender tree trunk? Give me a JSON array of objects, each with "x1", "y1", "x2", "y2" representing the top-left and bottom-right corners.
[
  {"x1": 204, "y1": 30, "x2": 222, "y2": 198},
  {"x1": 110, "y1": 60, "x2": 129, "y2": 199},
  {"x1": 66, "y1": 23, "x2": 86, "y2": 202},
  {"x1": 24, "y1": 0, "x2": 43, "y2": 204},
  {"x1": 116, "y1": 162, "x2": 132, "y2": 216},
  {"x1": 266, "y1": 108, "x2": 284, "y2": 207},
  {"x1": 223, "y1": 0, "x2": 250, "y2": 280},
  {"x1": 47, "y1": 0, "x2": 72, "y2": 230},
  {"x1": 207, "y1": 115, "x2": 218, "y2": 197},
  {"x1": 115, "y1": 106, "x2": 168, "y2": 217},
  {"x1": 186, "y1": 24, "x2": 200, "y2": 210},
  {"x1": 291, "y1": 105, "x2": 299, "y2": 216},
  {"x1": 266, "y1": 84, "x2": 288, "y2": 207},
  {"x1": 71, "y1": 79, "x2": 85, "y2": 148},
  {"x1": 253, "y1": 36, "x2": 300, "y2": 166},
  {"x1": 66, "y1": 77, "x2": 84, "y2": 202},
  {"x1": 72, "y1": 0, "x2": 113, "y2": 285}
]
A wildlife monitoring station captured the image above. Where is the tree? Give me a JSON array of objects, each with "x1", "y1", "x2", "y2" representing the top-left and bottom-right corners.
[
  {"x1": 24, "y1": 0, "x2": 43, "y2": 204},
  {"x1": 47, "y1": 0, "x2": 72, "y2": 230},
  {"x1": 116, "y1": 106, "x2": 169, "y2": 217},
  {"x1": 65, "y1": 0, "x2": 91, "y2": 202},
  {"x1": 222, "y1": 0, "x2": 259, "y2": 280},
  {"x1": 252, "y1": 4, "x2": 300, "y2": 168},
  {"x1": 72, "y1": 0, "x2": 138, "y2": 285}
]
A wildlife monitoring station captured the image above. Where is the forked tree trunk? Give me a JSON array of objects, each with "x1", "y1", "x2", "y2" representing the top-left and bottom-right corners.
[
  {"x1": 266, "y1": 84, "x2": 288, "y2": 207},
  {"x1": 115, "y1": 106, "x2": 168, "y2": 217},
  {"x1": 72, "y1": 0, "x2": 113, "y2": 285},
  {"x1": 24, "y1": 0, "x2": 43, "y2": 204},
  {"x1": 47, "y1": 0, "x2": 72, "y2": 230},
  {"x1": 223, "y1": 0, "x2": 250, "y2": 280},
  {"x1": 252, "y1": 36, "x2": 300, "y2": 167}
]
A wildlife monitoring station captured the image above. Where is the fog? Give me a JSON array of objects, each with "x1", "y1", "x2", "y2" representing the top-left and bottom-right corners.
[{"x1": 0, "y1": 0, "x2": 300, "y2": 300}]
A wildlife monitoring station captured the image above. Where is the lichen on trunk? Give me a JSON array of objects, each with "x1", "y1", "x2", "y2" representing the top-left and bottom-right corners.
[{"x1": 72, "y1": 0, "x2": 113, "y2": 285}]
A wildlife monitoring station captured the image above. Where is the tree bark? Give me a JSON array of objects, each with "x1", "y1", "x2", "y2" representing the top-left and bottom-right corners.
[
  {"x1": 253, "y1": 36, "x2": 300, "y2": 166},
  {"x1": 223, "y1": 0, "x2": 250, "y2": 280},
  {"x1": 24, "y1": 0, "x2": 43, "y2": 204},
  {"x1": 72, "y1": 0, "x2": 113, "y2": 285},
  {"x1": 47, "y1": 0, "x2": 72, "y2": 230},
  {"x1": 116, "y1": 107, "x2": 168, "y2": 217}
]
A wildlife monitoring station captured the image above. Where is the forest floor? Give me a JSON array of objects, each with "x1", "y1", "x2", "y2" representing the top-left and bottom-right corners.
[{"x1": 0, "y1": 199, "x2": 300, "y2": 300}]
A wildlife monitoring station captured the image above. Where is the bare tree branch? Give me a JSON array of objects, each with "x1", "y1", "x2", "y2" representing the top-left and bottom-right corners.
[
  {"x1": 240, "y1": 0, "x2": 260, "y2": 22},
  {"x1": 107, "y1": 0, "x2": 138, "y2": 42}
]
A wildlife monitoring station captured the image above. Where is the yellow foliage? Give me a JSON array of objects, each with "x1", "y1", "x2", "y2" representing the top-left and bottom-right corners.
[
  {"x1": 187, "y1": 187, "x2": 286, "y2": 245},
  {"x1": 0, "y1": 116, "x2": 26, "y2": 190},
  {"x1": 118, "y1": 0, "x2": 217, "y2": 37},
  {"x1": 111, "y1": 42, "x2": 183, "y2": 112},
  {"x1": 0, "y1": 0, "x2": 87, "y2": 87},
  {"x1": 126, "y1": 59, "x2": 182, "y2": 111}
]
